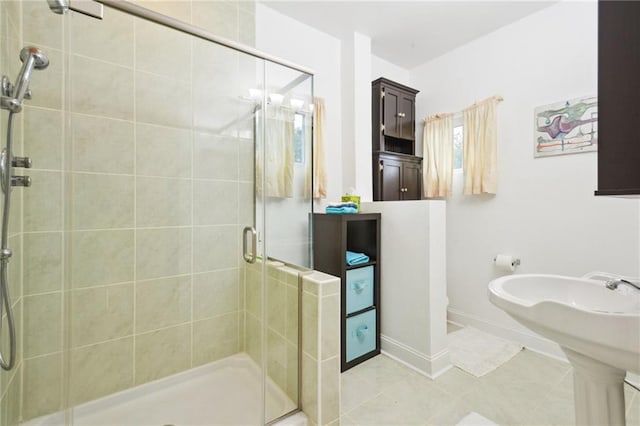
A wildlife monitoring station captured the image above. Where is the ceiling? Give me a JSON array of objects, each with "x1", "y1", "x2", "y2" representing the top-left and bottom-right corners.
[{"x1": 260, "y1": 1, "x2": 556, "y2": 69}]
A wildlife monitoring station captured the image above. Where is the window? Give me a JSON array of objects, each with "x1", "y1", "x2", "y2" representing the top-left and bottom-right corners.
[
  {"x1": 294, "y1": 113, "x2": 305, "y2": 164},
  {"x1": 453, "y1": 125, "x2": 463, "y2": 170}
]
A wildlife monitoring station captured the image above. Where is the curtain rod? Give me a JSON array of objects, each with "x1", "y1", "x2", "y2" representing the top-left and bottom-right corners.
[{"x1": 422, "y1": 95, "x2": 504, "y2": 122}]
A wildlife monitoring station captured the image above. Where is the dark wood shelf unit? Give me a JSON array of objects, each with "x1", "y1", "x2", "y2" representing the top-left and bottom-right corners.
[
  {"x1": 595, "y1": 1, "x2": 640, "y2": 196},
  {"x1": 312, "y1": 213, "x2": 381, "y2": 372},
  {"x1": 372, "y1": 77, "x2": 423, "y2": 201}
]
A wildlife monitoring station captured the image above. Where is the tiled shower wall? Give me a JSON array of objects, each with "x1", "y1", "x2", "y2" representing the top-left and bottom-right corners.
[{"x1": 13, "y1": 0, "x2": 257, "y2": 422}]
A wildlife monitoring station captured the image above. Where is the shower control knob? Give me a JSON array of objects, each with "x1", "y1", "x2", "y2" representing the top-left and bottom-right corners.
[
  {"x1": 12, "y1": 156, "x2": 32, "y2": 168},
  {"x1": 11, "y1": 175, "x2": 31, "y2": 187},
  {"x1": 0, "y1": 248, "x2": 12, "y2": 261}
]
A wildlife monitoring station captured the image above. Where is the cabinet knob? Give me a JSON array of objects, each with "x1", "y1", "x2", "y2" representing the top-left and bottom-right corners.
[{"x1": 396, "y1": 112, "x2": 406, "y2": 118}]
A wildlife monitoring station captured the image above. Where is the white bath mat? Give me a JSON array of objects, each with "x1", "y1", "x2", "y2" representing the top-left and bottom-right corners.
[
  {"x1": 447, "y1": 326, "x2": 523, "y2": 377},
  {"x1": 457, "y1": 412, "x2": 498, "y2": 425}
]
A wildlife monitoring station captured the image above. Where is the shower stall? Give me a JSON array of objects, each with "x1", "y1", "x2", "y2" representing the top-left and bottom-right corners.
[{"x1": 0, "y1": 0, "x2": 315, "y2": 424}]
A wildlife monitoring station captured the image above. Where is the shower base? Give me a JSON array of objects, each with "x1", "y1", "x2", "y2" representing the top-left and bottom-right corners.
[{"x1": 23, "y1": 353, "x2": 301, "y2": 426}]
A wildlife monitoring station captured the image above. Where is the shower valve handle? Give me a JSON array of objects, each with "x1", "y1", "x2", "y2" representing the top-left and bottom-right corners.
[
  {"x1": 11, "y1": 176, "x2": 31, "y2": 187},
  {"x1": 12, "y1": 156, "x2": 32, "y2": 168}
]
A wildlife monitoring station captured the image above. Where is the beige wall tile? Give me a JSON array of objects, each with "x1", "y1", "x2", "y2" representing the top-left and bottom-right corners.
[
  {"x1": 72, "y1": 173, "x2": 134, "y2": 230},
  {"x1": 23, "y1": 354, "x2": 61, "y2": 421},
  {"x1": 238, "y1": 10, "x2": 255, "y2": 47},
  {"x1": 135, "y1": 19, "x2": 191, "y2": 79},
  {"x1": 193, "y1": 269, "x2": 239, "y2": 320},
  {"x1": 130, "y1": 1, "x2": 191, "y2": 24},
  {"x1": 136, "y1": 227, "x2": 191, "y2": 280},
  {"x1": 302, "y1": 292, "x2": 318, "y2": 359},
  {"x1": 22, "y1": 1, "x2": 62, "y2": 49},
  {"x1": 136, "y1": 177, "x2": 192, "y2": 227},
  {"x1": 301, "y1": 352, "x2": 318, "y2": 424},
  {"x1": 238, "y1": 182, "x2": 254, "y2": 226},
  {"x1": 69, "y1": 7, "x2": 134, "y2": 67},
  {"x1": 23, "y1": 170, "x2": 62, "y2": 232},
  {"x1": 321, "y1": 294, "x2": 339, "y2": 360},
  {"x1": 238, "y1": 137, "x2": 254, "y2": 182},
  {"x1": 193, "y1": 132, "x2": 239, "y2": 180},
  {"x1": 193, "y1": 180, "x2": 238, "y2": 226},
  {"x1": 136, "y1": 71, "x2": 191, "y2": 128},
  {"x1": 71, "y1": 283, "x2": 134, "y2": 347},
  {"x1": 7, "y1": 235, "x2": 20, "y2": 302},
  {"x1": 23, "y1": 106, "x2": 62, "y2": 171},
  {"x1": 135, "y1": 324, "x2": 190, "y2": 385},
  {"x1": 267, "y1": 329, "x2": 286, "y2": 394},
  {"x1": 245, "y1": 264, "x2": 262, "y2": 317},
  {"x1": 285, "y1": 283, "x2": 299, "y2": 344},
  {"x1": 71, "y1": 55, "x2": 134, "y2": 120},
  {"x1": 136, "y1": 124, "x2": 191, "y2": 178},
  {"x1": 24, "y1": 292, "x2": 62, "y2": 358},
  {"x1": 286, "y1": 341, "x2": 299, "y2": 404},
  {"x1": 72, "y1": 113, "x2": 134, "y2": 174},
  {"x1": 191, "y1": 1, "x2": 238, "y2": 41},
  {"x1": 193, "y1": 225, "x2": 238, "y2": 272},
  {"x1": 4, "y1": 362, "x2": 21, "y2": 425},
  {"x1": 321, "y1": 357, "x2": 340, "y2": 424},
  {"x1": 136, "y1": 276, "x2": 191, "y2": 333},
  {"x1": 70, "y1": 337, "x2": 134, "y2": 405},
  {"x1": 71, "y1": 230, "x2": 134, "y2": 288},
  {"x1": 192, "y1": 313, "x2": 238, "y2": 366},
  {"x1": 0, "y1": 301, "x2": 20, "y2": 398},
  {"x1": 23, "y1": 232, "x2": 62, "y2": 295},
  {"x1": 245, "y1": 312, "x2": 262, "y2": 366},
  {"x1": 267, "y1": 276, "x2": 286, "y2": 335},
  {"x1": 22, "y1": 46, "x2": 63, "y2": 110}
]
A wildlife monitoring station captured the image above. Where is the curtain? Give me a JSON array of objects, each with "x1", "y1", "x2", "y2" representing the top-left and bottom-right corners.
[
  {"x1": 305, "y1": 97, "x2": 327, "y2": 199},
  {"x1": 463, "y1": 97, "x2": 499, "y2": 195},
  {"x1": 423, "y1": 114, "x2": 454, "y2": 198},
  {"x1": 257, "y1": 104, "x2": 294, "y2": 198}
]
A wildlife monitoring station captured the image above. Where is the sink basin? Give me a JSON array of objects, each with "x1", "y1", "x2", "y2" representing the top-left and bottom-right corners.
[{"x1": 488, "y1": 274, "x2": 640, "y2": 373}]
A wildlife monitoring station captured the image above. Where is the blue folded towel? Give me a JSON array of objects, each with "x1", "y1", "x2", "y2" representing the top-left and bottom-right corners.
[
  {"x1": 346, "y1": 251, "x2": 369, "y2": 265},
  {"x1": 326, "y1": 206, "x2": 357, "y2": 214},
  {"x1": 327, "y1": 202, "x2": 358, "y2": 209}
]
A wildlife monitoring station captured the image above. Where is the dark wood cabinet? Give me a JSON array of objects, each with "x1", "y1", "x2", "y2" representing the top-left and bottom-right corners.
[
  {"x1": 312, "y1": 213, "x2": 381, "y2": 372},
  {"x1": 372, "y1": 77, "x2": 423, "y2": 201},
  {"x1": 372, "y1": 78, "x2": 419, "y2": 154},
  {"x1": 373, "y1": 152, "x2": 422, "y2": 201},
  {"x1": 595, "y1": 0, "x2": 640, "y2": 197}
]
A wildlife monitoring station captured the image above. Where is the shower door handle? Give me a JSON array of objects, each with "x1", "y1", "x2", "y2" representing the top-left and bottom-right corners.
[{"x1": 243, "y1": 226, "x2": 257, "y2": 264}]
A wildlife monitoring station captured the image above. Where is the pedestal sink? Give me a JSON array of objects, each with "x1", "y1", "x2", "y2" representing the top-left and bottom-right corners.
[{"x1": 488, "y1": 274, "x2": 640, "y2": 425}]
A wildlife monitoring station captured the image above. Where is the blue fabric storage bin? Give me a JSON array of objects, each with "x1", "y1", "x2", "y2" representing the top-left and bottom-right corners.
[
  {"x1": 346, "y1": 266, "x2": 374, "y2": 314},
  {"x1": 346, "y1": 309, "x2": 376, "y2": 362}
]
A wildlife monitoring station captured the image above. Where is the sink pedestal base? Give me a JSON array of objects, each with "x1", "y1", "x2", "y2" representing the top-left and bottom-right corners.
[{"x1": 564, "y1": 349, "x2": 626, "y2": 426}]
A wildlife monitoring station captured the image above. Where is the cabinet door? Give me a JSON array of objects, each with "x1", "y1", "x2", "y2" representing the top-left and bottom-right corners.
[
  {"x1": 380, "y1": 157, "x2": 402, "y2": 201},
  {"x1": 399, "y1": 94, "x2": 415, "y2": 140},
  {"x1": 402, "y1": 161, "x2": 422, "y2": 200},
  {"x1": 382, "y1": 88, "x2": 400, "y2": 138},
  {"x1": 596, "y1": 1, "x2": 640, "y2": 195}
]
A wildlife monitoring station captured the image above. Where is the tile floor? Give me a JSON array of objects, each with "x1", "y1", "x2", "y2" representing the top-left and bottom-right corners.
[{"x1": 340, "y1": 324, "x2": 640, "y2": 425}]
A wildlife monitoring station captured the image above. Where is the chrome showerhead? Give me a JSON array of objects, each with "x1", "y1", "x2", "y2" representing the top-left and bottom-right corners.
[
  {"x1": 6, "y1": 46, "x2": 50, "y2": 112},
  {"x1": 19, "y1": 46, "x2": 49, "y2": 70}
]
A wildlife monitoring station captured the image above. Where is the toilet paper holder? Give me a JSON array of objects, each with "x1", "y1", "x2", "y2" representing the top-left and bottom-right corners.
[{"x1": 493, "y1": 256, "x2": 521, "y2": 267}]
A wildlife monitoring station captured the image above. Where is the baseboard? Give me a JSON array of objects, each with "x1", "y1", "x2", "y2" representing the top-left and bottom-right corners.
[{"x1": 380, "y1": 334, "x2": 451, "y2": 379}]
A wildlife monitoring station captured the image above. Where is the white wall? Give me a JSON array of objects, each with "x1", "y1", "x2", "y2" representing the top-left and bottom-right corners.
[
  {"x1": 256, "y1": 4, "x2": 343, "y2": 205},
  {"x1": 371, "y1": 54, "x2": 411, "y2": 87},
  {"x1": 361, "y1": 201, "x2": 449, "y2": 377},
  {"x1": 410, "y1": 1, "x2": 640, "y2": 350}
]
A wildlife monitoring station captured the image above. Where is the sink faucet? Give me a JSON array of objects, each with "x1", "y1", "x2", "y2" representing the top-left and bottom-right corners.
[{"x1": 605, "y1": 278, "x2": 640, "y2": 291}]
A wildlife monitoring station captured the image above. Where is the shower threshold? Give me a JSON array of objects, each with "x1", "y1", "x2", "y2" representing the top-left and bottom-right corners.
[{"x1": 23, "y1": 353, "x2": 300, "y2": 426}]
